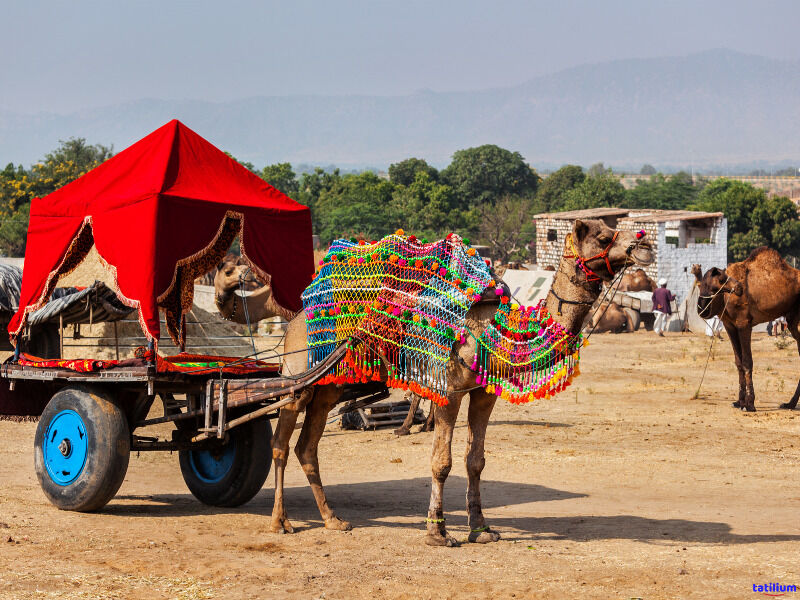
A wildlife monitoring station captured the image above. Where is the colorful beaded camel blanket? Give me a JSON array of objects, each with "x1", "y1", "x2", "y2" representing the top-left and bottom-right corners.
[{"x1": 302, "y1": 231, "x2": 582, "y2": 405}]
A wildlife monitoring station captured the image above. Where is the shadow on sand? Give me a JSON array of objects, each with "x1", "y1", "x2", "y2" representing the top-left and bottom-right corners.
[{"x1": 111, "y1": 476, "x2": 800, "y2": 545}]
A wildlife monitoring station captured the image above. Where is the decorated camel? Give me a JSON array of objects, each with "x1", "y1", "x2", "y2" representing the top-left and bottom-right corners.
[
  {"x1": 694, "y1": 248, "x2": 800, "y2": 412},
  {"x1": 270, "y1": 220, "x2": 652, "y2": 546}
]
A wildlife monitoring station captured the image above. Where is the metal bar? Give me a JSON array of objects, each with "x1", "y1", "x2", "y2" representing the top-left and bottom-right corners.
[
  {"x1": 204, "y1": 380, "x2": 213, "y2": 433},
  {"x1": 113, "y1": 321, "x2": 120, "y2": 361},
  {"x1": 217, "y1": 379, "x2": 227, "y2": 438},
  {"x1": 59, "y1": 313, "x2": 63, "y2": 358},
  {"x1": 223, "y1": 394, "x2": 298, "y2": 431}
]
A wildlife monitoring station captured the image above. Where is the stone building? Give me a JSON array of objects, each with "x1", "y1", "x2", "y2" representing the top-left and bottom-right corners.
[{"x1": 534, "y1": 207, "x2": 727, "y2": 304}]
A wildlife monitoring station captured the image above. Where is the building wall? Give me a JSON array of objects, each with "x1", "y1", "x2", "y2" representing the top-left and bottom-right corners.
[
  {"x1": 534, "y1": 217, "x2": 572, "y2": 269},
  {"x1": 653, "y1": 218, "x2": 727, "y2": 303}
]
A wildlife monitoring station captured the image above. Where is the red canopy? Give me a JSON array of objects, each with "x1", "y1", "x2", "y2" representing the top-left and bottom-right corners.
[{"x1": 9, "y1": 120, "x2": 313, "y2": 348}]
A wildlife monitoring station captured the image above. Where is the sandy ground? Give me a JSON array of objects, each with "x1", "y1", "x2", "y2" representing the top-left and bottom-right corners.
[{"x1": 1, "y1": 328, "x2": 799, "y2": 600}]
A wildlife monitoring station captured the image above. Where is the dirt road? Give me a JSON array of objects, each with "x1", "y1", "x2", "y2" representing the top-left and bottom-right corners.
[{"x1": 1, "y1": 329, "x2": 799, "y2": 599}]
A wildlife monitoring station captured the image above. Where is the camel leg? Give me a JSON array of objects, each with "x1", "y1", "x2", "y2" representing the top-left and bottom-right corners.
[
  {"x1": 270, "y1": 389, "x2": 313, "y2": 534},
  {"x1": 394, "y1": 392, "x2": 421, "y2": 436},
  {"x1": 737, "y1": 326, "x2": 756, "y2": 412},
  {"x1": 465, "y1": 389, "x2": 500, "y2": 544},
  {"x1": 722, "y1": 320, "x2": 747, "y2": 408},
  {"x1": 780, "y1": 310, "x2": 800, "y2": 410},
  {"x1": 421, "y1": 401, "x2": 435, "y2": 432},
  {"x1": 425, "y1": 394, "x2": 462, "y2": 547},
  {"x1": 293, "y1": 385, "x2": 350, "y2": 531}
]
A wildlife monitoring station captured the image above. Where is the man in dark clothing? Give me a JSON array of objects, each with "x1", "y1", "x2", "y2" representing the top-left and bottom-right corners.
[{"x1": 652, "y1": 278, "x2": 675, "y2": 336}]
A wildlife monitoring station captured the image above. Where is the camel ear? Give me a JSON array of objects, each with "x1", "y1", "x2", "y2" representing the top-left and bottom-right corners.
[
  {"x1": 573, "y1": 219, "x2": 589, "y2": 241},
  {"x1": 732, "y1": 282, "x2": 743, "y2": 296},
  {"x1": 217, "y1": 262, "x2": 225, "y2": 271}
]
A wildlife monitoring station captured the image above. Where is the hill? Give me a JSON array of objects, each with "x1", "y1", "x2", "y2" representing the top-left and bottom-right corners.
[{"x1": 2, "y1": 49, "x2": 799, "y2": 168}]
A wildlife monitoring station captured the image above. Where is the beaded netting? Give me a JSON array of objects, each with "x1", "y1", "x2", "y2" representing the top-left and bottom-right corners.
[
  {"x1": 472, "y1": 296, "x2": 583, "y2": 404},
  {"x1": 302, "y1": 230, "x2": 584, "y2": 406},
  {"x1": 303, "y1": 231, "x2": 492, "y2": 406}
]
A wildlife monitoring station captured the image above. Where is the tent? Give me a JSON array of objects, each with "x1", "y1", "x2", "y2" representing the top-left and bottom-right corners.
[{"x1": 8, "y1": 120, "x2": 313, "y2": 349}]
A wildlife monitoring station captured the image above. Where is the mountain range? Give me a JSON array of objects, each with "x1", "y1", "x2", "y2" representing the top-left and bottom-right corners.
[{"x1": 1, "y1": 49, "x2": 799, "y2": 170}]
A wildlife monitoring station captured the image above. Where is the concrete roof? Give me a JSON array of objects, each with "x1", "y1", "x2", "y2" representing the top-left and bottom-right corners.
[
  {"x1": 534, "y1": 207, "x2": 724, "y2": 223},
  {"x1": 618, "y1": 210, "x2": 724, "y2": 223},
  {"x1": 534, "y1": 207, "x2": 631, "y2": 220}
]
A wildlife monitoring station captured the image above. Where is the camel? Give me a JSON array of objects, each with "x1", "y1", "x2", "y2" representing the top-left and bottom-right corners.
[
  {"x1": 214, "y1": 256, "x2": 296, "y2": 324},
  {"x1": 694, "y1": 247, "x2": 800, "y2": 412},
  {"x1": 270, "y1": 219, "x2": 653, "y2": 546},
  {"x1": 589, "y1": 302, "x2": 633, "y2": 333},
  {"x1": 618, "y1": 268, "x2": 656, "y2": 292},
  {"x1": 393, "y1": 392, "x2": 435, "y2": 436}
]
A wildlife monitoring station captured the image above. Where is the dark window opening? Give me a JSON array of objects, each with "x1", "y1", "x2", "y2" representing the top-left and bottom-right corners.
[{"x1": 547, "y1": 229, "x2": 557, "y2": 242}]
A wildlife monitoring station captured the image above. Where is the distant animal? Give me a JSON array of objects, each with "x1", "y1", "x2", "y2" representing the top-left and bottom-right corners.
[
  {"x1": 694, "y1": 247, "x2": 800, "y2": 411},
  {"x1": 589, "y1": 302, "x2": 634, "y2": 333},
  {"x1": 619, "y1": 268, "x2": 656, "y2": 292}
]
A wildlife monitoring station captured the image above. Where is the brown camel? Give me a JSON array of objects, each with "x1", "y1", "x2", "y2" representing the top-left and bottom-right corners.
[
  {"x1": 589, "y1": 302, "x2": 633, "y2": 333},
  {"x1": 214, "y1": 257, "x2": 296, "y2": 324},
  {"x1": 618, "y1": 268, "x2": 656, "y2": 292},
  {"x1": 394, "y1": 392, "x2": 435, "y2": 436},
  {"x1": 270, "y1": 220, "x2": 653, "y2": 546},
  {"x1": 694, "y1": 247, "x2": 800, "y2": 412}
]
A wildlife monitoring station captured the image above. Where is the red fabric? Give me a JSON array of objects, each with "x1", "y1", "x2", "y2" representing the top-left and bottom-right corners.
[
  {"x1": 9, "y1": 120, "x2": 313, "y2": 346},
  {"x1": 17, "y1": 353, "x2": 118, "y2": 372},
  {"x1": 157, "y1": 353, "x2": 280, "y2": 376}
]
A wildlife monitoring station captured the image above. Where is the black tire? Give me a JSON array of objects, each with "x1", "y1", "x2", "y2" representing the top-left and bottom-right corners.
[
  {"x1": 34, "y1": 385, "x2": 130, "y2": 512},
  {"x1": 179, "y1": 417, "x2": 272, "y2": 507}
]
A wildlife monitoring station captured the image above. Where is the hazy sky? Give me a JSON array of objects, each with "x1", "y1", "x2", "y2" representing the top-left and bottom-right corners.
[{"x1": 3, "y1": 0, "x2": 800, "y2": 114}]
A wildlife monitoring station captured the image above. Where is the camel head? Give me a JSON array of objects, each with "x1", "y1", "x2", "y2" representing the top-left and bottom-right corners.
[
  {"x1": 213, "y1": 256, "x2": 270, "y2": 305},
  {"x1": 691, "y1": 264, "x2": 703, "y2": 283},
  {"x1": 571, "y1": 219, "x2": 653, "y2": 282},
  {"x1": 696, "y1": 266, "x2": 743, "y2": 318}
]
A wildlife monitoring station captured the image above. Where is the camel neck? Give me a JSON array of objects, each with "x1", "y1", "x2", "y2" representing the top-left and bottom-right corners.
[{"x1": 545, "y1": 239, "x2": 602, "y2": 335}]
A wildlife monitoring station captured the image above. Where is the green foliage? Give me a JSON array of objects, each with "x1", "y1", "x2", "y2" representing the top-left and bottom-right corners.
[
  {"x1": 224, "y1": 151, "x2": 256, "y2": 173},
  {"x1": 392, "y1": 172, "x2": 466, "y2": 240},
  {"x1": 441, "y1": 144, "x2": 539, "y2": 207},
  {"x1": 260, "y1": 162, "x2": 299, "y2": 197},
  {"x1": 0, "y1": 138, "x2": 113, "y2": 256},
  {"x1": 692, "y1": 178, "x2": 800, "y2": 261},
  {"x1": 640, "y1": 164, "x2": 657, "y2": 175},
  {"x1": 623, "y1": 172, "x2": 699, "y2": 210},
  {"x1": 313, "y1": 172, "x2": 399, "y2": 244},
  {"x1": 587, "y1": 162, "x2": 610, "y2": 177},
  {"x1": 388, "y1": 158, "x2": 438, "y2": 186},
  {"x1": 536, "y1": 165, "x2": 585, "y2": 212},
  {"x1": 562, "y1": 172, "x2": 626, "y2": 211}
]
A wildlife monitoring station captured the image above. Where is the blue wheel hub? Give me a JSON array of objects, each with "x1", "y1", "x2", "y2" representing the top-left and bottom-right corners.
[
  {"x1": 43, "y1": 409, "x2": 88, "y2": 486},
  {"x1": 188, "y1": 441, "x2": 236, "y2": 484}
]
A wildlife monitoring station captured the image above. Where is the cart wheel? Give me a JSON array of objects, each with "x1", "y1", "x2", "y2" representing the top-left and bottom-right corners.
[
  {"x1": 179, "y1": 417, "x2": 272, "y2": 507},
  {"x1": 34, "y1": 386, "x2": 130, "y2": 512}
]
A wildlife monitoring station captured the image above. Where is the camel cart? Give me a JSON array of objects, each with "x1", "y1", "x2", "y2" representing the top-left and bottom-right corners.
[{"x1": 1, "y1": 120, "x2": 385, "y2": 512}]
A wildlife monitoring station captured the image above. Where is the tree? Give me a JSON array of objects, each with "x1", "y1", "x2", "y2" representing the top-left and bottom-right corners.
[
  {"x1": 640, "y1": 164, "x2": 657, "y2": 175},
  {"x1": 623, "y1": 172, "x2": 698, "y2": 210},
  {"x1": 313, "y1": 172, "x2": 399, "y2": 244},
  {"x1": 476, "y1": 195, "x2": 536, "y2": 264},
  {"x1": 441, "y1": 144, "x2": 539, "y2": 207},
  {"x1": 562, "y1": 172, "x2": 626, "y2": 211},
  {"x1": 0, "y1": 138, "x2": 113, "y2": 256},
  {"x1": 388, "y1": 158, "x2": 438, "y2": 186},
  {"x1": 587, "y1": 162, "x2": 610, "y2": 177},
  {"x1": 392, "y1": 171, "x2": 462, "y2": 239},
  {"x1": 535, "y1": 165, "x2": 585, "y2": 212},
  {"x1": 261, "y1": 162, "x2": 299, "y2": 197},
  {"x1": 224, "y1": 151, "x2": 256, "y2": 173}
]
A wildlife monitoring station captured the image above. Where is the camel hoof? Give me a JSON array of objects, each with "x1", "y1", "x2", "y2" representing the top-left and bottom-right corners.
[
  {"x1": 744, "y1": 405, "x2": 756, "y2": 412},
  {"x1": 779, "y1": 402, "x2": 798, "y2": 410},
  {"x1": 393, "y1": 427, "x2": 411, "y2": 436},
  {"x1": 424, "y1": 533, "x2": 459, "y2": 547},
  {"x1": 270, "y1": 518, "x2": 295, "y2": 534},
  {"x1": 732, "y1": 401, "x2": 743, "y2": 408},
  {"x1": 324, "y1": 516, "x2": 352, "y2": 531},
  {"x1": 468, "y1": 528, "x2": 501, "y2": 544}
]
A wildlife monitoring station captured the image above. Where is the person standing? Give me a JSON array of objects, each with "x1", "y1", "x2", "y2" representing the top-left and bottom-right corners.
[{"x1": 652, "y1": 278, "x2": 675, "y2": 337}]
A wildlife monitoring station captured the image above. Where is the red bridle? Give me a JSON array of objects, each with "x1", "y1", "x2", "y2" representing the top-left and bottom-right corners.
[{"x1": 565, "y1": 231, "x2": 620, "y2": 282}]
